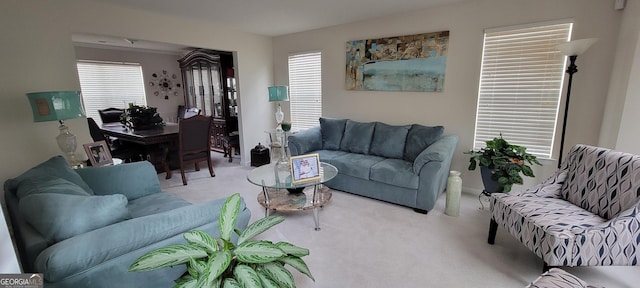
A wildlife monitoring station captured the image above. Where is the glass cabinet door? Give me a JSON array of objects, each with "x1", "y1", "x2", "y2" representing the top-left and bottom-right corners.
[{"x1": 184, "y1": 60, "x2": 222, "y2": 118}]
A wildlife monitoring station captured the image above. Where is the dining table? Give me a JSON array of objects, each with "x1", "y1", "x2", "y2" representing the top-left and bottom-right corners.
[{"x1": 100, "y1": 122, "x2": 179, "y2": 179}]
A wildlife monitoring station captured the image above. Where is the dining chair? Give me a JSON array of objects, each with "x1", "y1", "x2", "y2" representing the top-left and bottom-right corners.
[
  {"x1": 87, "y1": 117, "x2": 143, "y2": 163},
  {"x1": 183, "y1": 107, "x2": 201, "y2": 119},
  {"x1": 177, "y1": 115, "x2": 215, "y2": 185},
  {"x1": 98, "y1": 108, "x2": 125, "y2": 124}
]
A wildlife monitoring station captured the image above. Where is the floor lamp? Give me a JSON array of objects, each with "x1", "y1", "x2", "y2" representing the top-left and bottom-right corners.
[{"x1": 556, "y1": 38, "x2": 598, "y2": 168}]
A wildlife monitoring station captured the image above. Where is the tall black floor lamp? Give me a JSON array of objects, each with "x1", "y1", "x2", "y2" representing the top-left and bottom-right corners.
[{"x1": 556, "y1": 38, "x2": 598, "y2": 168}]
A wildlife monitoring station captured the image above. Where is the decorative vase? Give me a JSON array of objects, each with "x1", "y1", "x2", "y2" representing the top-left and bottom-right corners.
[{"x1": 445, "y1": 170, "x2": 462, "y2": 216}]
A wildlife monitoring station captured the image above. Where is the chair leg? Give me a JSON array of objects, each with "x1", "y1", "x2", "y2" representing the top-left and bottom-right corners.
[
  {"x1": 180, "y1": 162, "x2": 187, "y2": 185},
  {"x1": 195, "y1": 163, "x2": 200, "y2": 171},
  {"x1": 488, "y1": 218, "x2": 498, "y2": 244},
  {"x1": 208, "y1": 157, "x2": 215, "y2": 177}
]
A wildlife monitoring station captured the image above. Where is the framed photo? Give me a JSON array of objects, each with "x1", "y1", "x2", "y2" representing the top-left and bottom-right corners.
[
  {"x1": 290, "y1": 153, "x2": 321, "y2": 184},
  {"x1": 83, "y1": 141, "x2": 113, "y2": 167}
]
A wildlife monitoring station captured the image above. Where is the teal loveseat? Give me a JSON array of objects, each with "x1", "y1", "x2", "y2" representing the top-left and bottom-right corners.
[
  {"x1": 4, "y1": 156, "x2": 251, "y2": 287},
  {"x1": 288, "y1": 118, "x2": 458, "y2": 213}
]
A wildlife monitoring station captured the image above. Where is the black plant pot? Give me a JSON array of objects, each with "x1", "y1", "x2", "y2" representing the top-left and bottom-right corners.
[{"x1": 480, "y1": 166, "x2": 500, "y2": 195}]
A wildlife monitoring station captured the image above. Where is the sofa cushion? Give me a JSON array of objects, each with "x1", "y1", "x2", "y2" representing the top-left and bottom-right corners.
[
  {"x1": 403, "y1": 125, "x2": 444, "y2": 162},
  {"x1": 19, "y1": 193, "x2": 130, "y2": 242},
  {"x1": 7, "y1": 156, "x2": 94, "y2": 195},
  {"x1": 370, "y1": 122, "x2": 411, "y2": 159},
  {"x1": 370, "y1": 159, "x2": 419, "y2": 189},
  {"x1": 16, "y1": 177, "x2": 92, "y2": 199},
  {"x1": 330, "y1": 153, "x2": 385, "y2": 180},
  {"x1": 127, "y1": 192, "x2": 191, "y2": 218},
  {"x1": 320, "y1": 118, "x2": 347, "y2": 150},
  {"x1": 340, "y1": 120, "x2": 376, "y2": 154},
  {"x1": 75, "y1": 161, "x2": 161, "y2": 200},
  {"x1": 316, "y1": 150, "x2": 350, "y2": 166}
]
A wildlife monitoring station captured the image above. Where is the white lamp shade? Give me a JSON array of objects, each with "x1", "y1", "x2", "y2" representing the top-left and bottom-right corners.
[{"x1": 556, "y1": 38, "x2": 598, "y2": 56}]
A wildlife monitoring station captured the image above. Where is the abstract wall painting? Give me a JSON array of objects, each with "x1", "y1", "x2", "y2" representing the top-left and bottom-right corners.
[{"x1": 346, "y1": 31, "x2": 449, "y2": 92}]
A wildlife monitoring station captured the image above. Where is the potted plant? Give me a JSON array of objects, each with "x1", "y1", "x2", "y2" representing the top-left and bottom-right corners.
[
  {"x1": 120, "y1": 105, "x2": 164, "y2": 130},
  {"x1": 129, "y1": 193, "x2": 314, "y2": 288},
  {"x1": 465, "y1": 135, "x2": 541, "y2": 194}
]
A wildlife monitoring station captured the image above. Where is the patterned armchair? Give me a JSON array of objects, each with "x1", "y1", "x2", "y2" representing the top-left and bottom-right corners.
[{"x1": 488, "y1": 144, "x2": 640, "y2": 271}]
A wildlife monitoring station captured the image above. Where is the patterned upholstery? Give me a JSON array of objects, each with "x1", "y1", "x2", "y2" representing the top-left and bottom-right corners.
[
  {"x1": 527, "y1": 268, "x2": 602, "y2": 288},
  {"x1": 489, "y1": 145, "x2": 640, "y2": 268}
]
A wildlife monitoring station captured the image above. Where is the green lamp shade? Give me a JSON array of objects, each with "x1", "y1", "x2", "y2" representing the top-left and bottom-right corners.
[
  {"x1": 27, "y1": 91, "x2": 86, "y2": 122},
  {"x1": 268, "y1": 86, "x2": 289, "y2": 102}
]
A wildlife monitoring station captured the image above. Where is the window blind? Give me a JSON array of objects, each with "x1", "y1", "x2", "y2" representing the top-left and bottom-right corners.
[
  {"x1": 76, "y1": 61, "x2": 147, "y2": 125},
  {"x1": 474, "y1": 22, "x2": 572, "y2": 158},
  {"x1": 288, "y1": 51, "x2": 322, "y2": 130}
]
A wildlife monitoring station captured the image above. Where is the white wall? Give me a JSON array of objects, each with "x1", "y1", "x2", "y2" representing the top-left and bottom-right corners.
[
  {"x1": 0, "y1": 0, "x2": 273, "y2": 186},
  {"x1": 272, "y1": 0, "x2": 622, "y2": 193},
  {"x1": 611, "y1": 0, "x2": 640, "y2": 154}
]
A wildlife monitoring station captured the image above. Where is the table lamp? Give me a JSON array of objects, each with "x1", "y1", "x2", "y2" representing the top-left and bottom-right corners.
[
  {"x1": 268, "y1": 86, "x2": 289, "y2": 130},
  {"x1": 27, "y1": 91, "x2": 86, "y2": 166}
]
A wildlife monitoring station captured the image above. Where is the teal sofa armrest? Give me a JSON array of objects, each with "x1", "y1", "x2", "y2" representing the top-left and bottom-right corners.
[
  {"x1": 413, "y1": 135, "x2": 458, "y2": 211},
  {"x1": 75, "y1": 161, "x2": 161, "y2": 200},
  {"x1": 288, "y1": 126, "x2": 322, "y2": 156},
  {"x1": 34, "y1": 196, "x2": 251, "y2": 283},
  {"x1": 413, "y1": 135, "x2": 458, "y2": 175}
]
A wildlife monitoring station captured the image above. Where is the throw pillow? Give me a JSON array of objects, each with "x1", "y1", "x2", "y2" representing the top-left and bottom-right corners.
[
  {"x1": 16, "y1": 177, "x2": 91, "y2": 199},
  {"x1": 339, "y1": 120, "x2": 376, "y2": 154},
  {"x1": 19, "y1": 193, "x2": 130, "y2": 242},
  {"x1": 369, "y1": 122, "x2": 411, "y2": 159},
  {"x1": 7, "y1": 156, "x2": 94, "y2": 195},
  {"x1": 320, "y1": 117, "x2": 347, "y2": 150},
  {"x1": 75, "y1": 161, "x2": 161, "y2": 200},
  {"x1": 403, "y1": 125, "x2": 445, "y2": 162}
]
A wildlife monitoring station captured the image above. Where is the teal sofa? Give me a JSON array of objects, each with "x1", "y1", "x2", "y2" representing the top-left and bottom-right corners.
[
  {"x1": 288, "y1": 118, "x2": 458, "y2": 213},
  {"x1": 4, "y1": 156, "x2": 251, "y2": 287}
]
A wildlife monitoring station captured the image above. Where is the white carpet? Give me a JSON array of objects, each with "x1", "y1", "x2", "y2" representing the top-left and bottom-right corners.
[{"x1": 160, "y1": 153, "x2": 638, "y2": 287}]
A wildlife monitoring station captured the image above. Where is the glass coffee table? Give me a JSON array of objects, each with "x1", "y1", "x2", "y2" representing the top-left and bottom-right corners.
[{"x1": 247, "y1": 162, "x2": 338, "y2": 230}]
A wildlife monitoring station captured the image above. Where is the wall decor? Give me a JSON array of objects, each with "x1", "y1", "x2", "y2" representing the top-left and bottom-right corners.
[
  {"x1": 149, "y1": 70, "x2": 181, "y2": 99},
  {"x1": 346, "y1": 30, "x2": 449, "y2": 92}
]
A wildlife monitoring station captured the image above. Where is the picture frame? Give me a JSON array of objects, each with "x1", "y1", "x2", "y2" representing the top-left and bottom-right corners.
[
  {"x1": 290, "y1": 153, "x2": 321, "y2": 184},
  {"x1": 83, "y1": 141, "x2": 113, "y2": 167}
]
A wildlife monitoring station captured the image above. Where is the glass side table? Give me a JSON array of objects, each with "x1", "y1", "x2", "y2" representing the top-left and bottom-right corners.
[{"x1": 247, "y1": 162, "x2": 338, "y2": 230}]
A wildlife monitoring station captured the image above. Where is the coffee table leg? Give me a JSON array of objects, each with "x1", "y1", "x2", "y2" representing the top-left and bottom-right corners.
[
  {"x1": 313, "y1": 207, "x2": 320, "y2": 231},
  {"x1": 262, "y1": 185, "x2": 271, "y2": 218}
]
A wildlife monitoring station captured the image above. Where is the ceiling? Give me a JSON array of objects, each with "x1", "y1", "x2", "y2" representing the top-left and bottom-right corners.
[
  {"x1": 91, "y1": 0, "x2": 466, "y2": 36},
  {"x1": 75, "y1": 0, "x2": 466, "y2": 53}
]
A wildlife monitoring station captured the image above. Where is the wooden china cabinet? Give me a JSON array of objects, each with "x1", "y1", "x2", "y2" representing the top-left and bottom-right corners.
[{"x1": 178, "y1": 49, "x2": 238, "y2": 152}]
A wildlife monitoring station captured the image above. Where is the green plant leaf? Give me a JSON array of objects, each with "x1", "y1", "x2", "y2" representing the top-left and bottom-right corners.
[
  {"x1": 275, "y1": 242, "x2": 310, "y2": 257},
  {"x1": 260, "y1": 262, "x2": 295, "y2": 288},
  {"x1": 257, "y1": 271, "x2": 280, "y2": 288},
  {"x1": 238, "y1": 216, "x2": 285, "y2": 245},
  {"x1": 196, "y1": 251, "x2": 232, "y2": 288},
  {"x1": 279, "y1": 256, "x2": 314, "y2": 281},
  {"x1": 222, "y1": 278, "x2": 241, "y2": 288},
  {"x1": 220, "y1": 193, "x2": 241, "y2": 242},
  {"x1": 235, "y1": 241, "x2": 285, "y2": 263},
  {"x1": 129, "y1": 244, "x2": 208, "y2": 272},
  {"x1": 234, "y1": 265, "x2": 263, "y2": 288},
  {"x1": 184, "y1": 230, "x2": 219, "y2": 254},
  {"x1": 187, "y1": 258, "x2": 207, "y2": 278},
  {"x1": 172, "y1": 278, "x2": 198, "y2": 288}
]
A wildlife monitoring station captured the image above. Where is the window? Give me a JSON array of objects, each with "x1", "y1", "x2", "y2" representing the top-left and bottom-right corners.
[
  {"x1": 76, "y1": 61, "x2": 147, "y2": 125},
  {"x1": 473, "y1": 21, "x2": 572, "y2": 158},
  {"x1": 288, "y1": 51, "x2": 322, "y2": 130}
]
